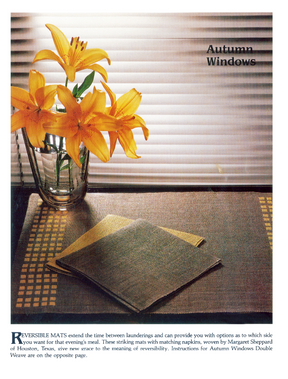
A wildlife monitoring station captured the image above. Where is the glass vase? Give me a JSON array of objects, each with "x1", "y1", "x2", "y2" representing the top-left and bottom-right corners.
[{"x1": 22, "y1": 128, "x2": 89, "y2": 211}]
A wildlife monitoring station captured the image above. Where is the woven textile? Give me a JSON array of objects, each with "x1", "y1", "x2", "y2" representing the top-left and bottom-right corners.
[
  {"x1": 56, "y1": 219, "x2": 220, "y2": 312},
  {"x1": 47, "y1": 214, "x2": 204, "y2": 276},
  {"x1": 11, "y1": 192, "x2": 272, "y2": 322}
]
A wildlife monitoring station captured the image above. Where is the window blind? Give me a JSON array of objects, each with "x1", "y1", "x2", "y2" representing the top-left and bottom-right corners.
[
  {"x1": 11, "y1": 13, "x2": 272, "y2": 187},
  {"x1": 11, "y1": 14, "x2": 35, "y2": 185}
]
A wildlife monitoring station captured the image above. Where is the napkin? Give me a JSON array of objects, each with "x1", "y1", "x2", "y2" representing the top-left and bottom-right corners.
[
  {"x1": 46, "y1": 214, "x2": 205, "y2": 276},
  {"x1": 56, "y1": 218, "x2": 221, "y2": 313}
]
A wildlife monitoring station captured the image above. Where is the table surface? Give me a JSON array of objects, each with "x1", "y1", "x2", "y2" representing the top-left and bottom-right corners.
[{"x1": 11, "y1": 191, "x2": 272, "y2": 324}]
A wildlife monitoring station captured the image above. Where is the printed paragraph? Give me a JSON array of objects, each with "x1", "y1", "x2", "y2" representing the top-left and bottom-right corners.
[{"x1": 10, "y1": 331, "x2": 273, "y2": 358}]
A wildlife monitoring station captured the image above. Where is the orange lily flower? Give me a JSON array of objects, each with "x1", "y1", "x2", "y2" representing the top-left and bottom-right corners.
[
  {"x1": 101, "y1": 82, "x2": 149, "y2": 158},
  {"x1": 33, "y1": 24, "x2": 111, "y2": 83},
  {"x1": 11, "y1": 70, "x2": 57, "y2": 148},
  {"x1": 44, "y1": 85, "x2": 123, "y2": 167}
]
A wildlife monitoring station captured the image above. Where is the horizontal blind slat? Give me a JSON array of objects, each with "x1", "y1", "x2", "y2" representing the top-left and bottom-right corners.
[{"x1": 11, "y1": 13, "x2": 272, "y2": 187}]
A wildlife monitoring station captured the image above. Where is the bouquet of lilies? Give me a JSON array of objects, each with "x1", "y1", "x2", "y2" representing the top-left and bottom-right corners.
[{"x1": 11, "y1": 24, "x2": 149, "y2": 170}]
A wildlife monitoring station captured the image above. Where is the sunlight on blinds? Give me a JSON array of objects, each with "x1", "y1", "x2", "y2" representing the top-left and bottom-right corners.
[{"x1": 11, "y1": 13, "x2": 272, "y2": 187}]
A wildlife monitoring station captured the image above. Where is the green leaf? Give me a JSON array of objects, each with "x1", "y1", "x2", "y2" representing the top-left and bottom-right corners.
[
  {"x1": 76, "y1": 71, "x2": 95, "y2": 98},
  {"x1": 62, "y1": 153, "x2": 71, "y2": 161},
  {"x1": 72, "y1": 84, "x2": 78, "y2": 97},
  {"x1": 56, "y1": 105, "x2": 67, "y2": 113},
  {"x1": 80, "y1": 155, "x2": 86, "y2": 165},
  {"x1": 46, "y1": 143, "x2": 59, "y2": 153},
  {"x1": 60, "y1": 163, "x2": 71, "y2": 171}
]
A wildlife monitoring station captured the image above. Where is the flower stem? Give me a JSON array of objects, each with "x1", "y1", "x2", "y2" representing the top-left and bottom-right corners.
[{"x1": 55, "y1": 77, "x2": 68, "y2": 187}]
